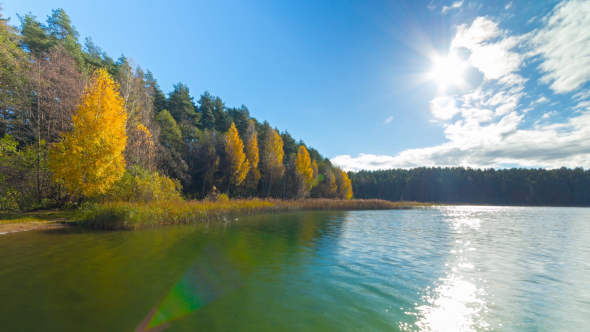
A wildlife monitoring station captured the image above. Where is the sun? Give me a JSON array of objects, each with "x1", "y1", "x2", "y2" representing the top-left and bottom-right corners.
[{"x1": 429, "y1": 54, "x2": 467, "y2": 90}]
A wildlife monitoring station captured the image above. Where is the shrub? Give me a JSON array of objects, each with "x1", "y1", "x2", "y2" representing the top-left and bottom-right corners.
[
  {"x1": 107, "y1": 166, "x2": 182, "y2": 203},
  {"x1": 216, "y1": 193, "x2": 229, "y2": 203}
]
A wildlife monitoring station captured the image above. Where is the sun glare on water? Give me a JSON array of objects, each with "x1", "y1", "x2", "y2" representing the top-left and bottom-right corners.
[{"x1": 429, "y1": 54, "x2": 467, "y2": 90}]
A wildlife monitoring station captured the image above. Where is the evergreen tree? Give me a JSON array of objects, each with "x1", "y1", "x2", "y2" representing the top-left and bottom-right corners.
[
  {"x1": 167, "y1": 83, "x2": 200, "y2": 141},
  {"x1": 46, "y1": 8, "x2": 83, "y2": 67},
  {"x1": 18, "y1": 13, "x2": 52, "y2": 55},
  {"x1": 196, "y1": 91, "x2": 215, "y2": 130},
  {"x1": 46, "y1": 8, "x2": 78, "y2": 42},
  {"x1": 227, "y1": 105, "x2": 250, "y2": 135},
  {"x1": 145, "y1": 70, "x2": 166, "y2": 114},
  {"x1": 167, "y1": 83, "x2": 196, "y2": 123},
  {"x1": 155, "y1": 110, "x2": 189, "y2": 184},
  {"x1": 213, "y1": 96, "x2": 231, "y2": 132},
  {"x1": 83, "y1": 37, "x2": 116, "y2": 75},
  {"x1": 188, "y1": 129, "x2": 219, "y2": 197}
]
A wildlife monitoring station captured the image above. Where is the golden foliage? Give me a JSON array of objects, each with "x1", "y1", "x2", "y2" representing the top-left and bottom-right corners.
[
  {"x1": 336, "y1": 167, "x2": 353, "y2": 200},
  {"x1": 49, "y1": 69, "x2": 127, "y2": 198},
  {"x1": 225, "y1": 122, "x2": 250, "y2": 187},
  {"x1": 108, "y1": 166, "x2": 182, "y2": 203},
  {"x1": 244, "y1": 120, "x2": 261, "y2": 189},
  {"x1": 262, "y1": 128, "x2": 284, "y2": 178},
  {"x1": 244, "y1": 120, "x2": 259, "y2": 169},
  {"x1": 295, "y1": 146, "x2": 313, "y2": 196}
]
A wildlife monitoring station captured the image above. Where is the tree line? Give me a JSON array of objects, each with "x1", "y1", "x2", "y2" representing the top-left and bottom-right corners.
[
  {"x1": 0, "y1": 8, "x2": 352, "y2": 210},
  {"x1": 349, "y1": 167, "x2": 590, "y2": 206}
]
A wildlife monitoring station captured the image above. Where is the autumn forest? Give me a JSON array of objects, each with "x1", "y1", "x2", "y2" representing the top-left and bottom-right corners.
[{"x1": 0, "y1": 8, "x2": 355, "y2": 211}]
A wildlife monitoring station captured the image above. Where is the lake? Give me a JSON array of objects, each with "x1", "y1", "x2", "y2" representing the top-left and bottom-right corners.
[{"x1": 1, "y1": 207, "x2": 589, "y2": 331}]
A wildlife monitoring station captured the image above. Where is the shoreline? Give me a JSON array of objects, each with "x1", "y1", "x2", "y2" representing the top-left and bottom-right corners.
[
  {"x1": 2, "y1": 199, "x2": 432, "y2": 232},
  {"x1": 4, "y1": 200, "x2": 587, "y2": 234},
  {"x1": 79, "y1": 198, "x2": 432, "y2": 230},
  {"x1": 0, "y1": 221, "x2": 67, "y2": 234}
]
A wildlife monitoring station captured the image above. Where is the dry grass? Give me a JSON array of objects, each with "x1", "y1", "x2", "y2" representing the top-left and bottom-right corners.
[{"x1": 79, "y1": 198, "x2": 432, "y2": 230}]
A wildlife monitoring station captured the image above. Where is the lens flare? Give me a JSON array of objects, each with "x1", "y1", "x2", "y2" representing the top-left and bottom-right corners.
[{"x1": 144, "y1": 244, "x2": 243, "y2": 330}]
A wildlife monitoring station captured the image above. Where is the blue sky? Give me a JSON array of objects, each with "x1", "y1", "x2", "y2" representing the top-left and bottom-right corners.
[{"x1": 5, "y1": 0, "x2": 590, "y2": 170}]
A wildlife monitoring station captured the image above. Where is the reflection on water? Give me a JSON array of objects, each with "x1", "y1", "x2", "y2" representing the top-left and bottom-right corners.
[
  {"x1": 0, "y1": 208, "x2": 589, "y2": 331},
  {"x1": 412, "y1": 207, "x2": 494, "y2": 332},
  {"x1": 407, "y1": 206, "x2": 590, "y2": 332}
]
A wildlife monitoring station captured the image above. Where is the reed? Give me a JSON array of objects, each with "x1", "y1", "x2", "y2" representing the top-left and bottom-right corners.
[{"x1": 78, "y1": 198, "x2": 432, "y2": 230}]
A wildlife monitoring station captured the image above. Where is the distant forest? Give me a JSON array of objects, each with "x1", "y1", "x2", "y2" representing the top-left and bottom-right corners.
[
  {"x1": 0, "y1": 8, "x2": 352, "y2": 211},
  {"x1": 350, "y1": 167, "x2": 590, "y2": 206}
]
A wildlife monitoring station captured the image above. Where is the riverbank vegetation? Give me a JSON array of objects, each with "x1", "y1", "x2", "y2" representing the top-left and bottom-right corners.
[{"x1": 79, "y1": 199, "x2": 429, "y2": 230}]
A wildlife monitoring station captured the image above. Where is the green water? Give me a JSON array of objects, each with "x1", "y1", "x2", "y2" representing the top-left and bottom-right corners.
[{"x1": 1, "y1": 207, "x2": 589, "y2": 331}]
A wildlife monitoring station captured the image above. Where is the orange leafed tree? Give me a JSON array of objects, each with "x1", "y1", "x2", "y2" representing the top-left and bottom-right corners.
[
  {"x1": 49, "y1": 69, "x2": 127, "y2": 198},
  {"x1": 261, "y1": 127, "x2": 284, "y2": 196},
  {"x1": 225, "y1": 122, "x2": 250, "y2": 188},
  {"x1": 244, "y1": 119, "x2": 261, "y2": 190},
  {"x1": 335, "y1": 167, "x2": 353, "y2": 200},
  {"x1": 295, "y1": 146, "x2": 313, "y2": 198}
]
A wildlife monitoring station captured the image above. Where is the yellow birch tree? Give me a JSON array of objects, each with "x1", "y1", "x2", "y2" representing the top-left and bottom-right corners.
[
  {"x1": 225, "y1": 122, "x2": 249, "y2": 188},
  {"x1": 335, "y1": 167, "x2": 353, "y2": 200},
  {"x1": 295, "y1": 146, "x2": 313, "y2": 198},
  {"x1": 49, "y1": 69, "x2": 127, "y2": 198},
  {"x1": 323, "y1": 168, "x2": 337, "y2": 198},
  {"x1": 261, "y1": 127, "x2": 284, "y2": 196},
  {"x1": 244, "y1": 119, "x2": 261, "y2": 191}
]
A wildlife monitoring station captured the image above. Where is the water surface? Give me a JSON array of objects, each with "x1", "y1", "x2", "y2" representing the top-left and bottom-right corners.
[{"x1": 1, "y1": 207, "x2": 589, "y2": 331}]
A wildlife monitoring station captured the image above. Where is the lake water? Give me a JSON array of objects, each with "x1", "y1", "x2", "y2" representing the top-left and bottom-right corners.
[{"x1": 1, "y1": 207, "x2": 589, "y2": 331}]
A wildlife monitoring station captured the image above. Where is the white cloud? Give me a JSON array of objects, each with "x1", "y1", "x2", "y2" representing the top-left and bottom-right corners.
[
  {"x1": 442, "y1": 1, "x2": 464, "y2": 13},
  {"x1": 452, "y1": 17, "x2": 526, "y2": 81},
  {"x1": 430, "y1": 96, "x2": 459, "y2": 120},
  {"x1": 527, "y1": 16, "x2": 537, "y2": 24},
  {"x1": 535, "y1": 96, "x2": 549, "y2": 104},
  {"x1": 333, "y1": 111, "x2": 590, "y2": 171},
  {"x1": 383, "y1": 116, "x2": 394, "y2": 125},
  {"x1": 451, "y1": 17, "x2": 501, "y2": 49},
  {"x1": 529, "y1": 0, "x2": 590, "y2": 93},
  {"x1": 573, "y1": 90, "x2": 590, "y2": 101},
  {"x1": 498, "y1": 74, "x2": 528, "y2": 87},
  {"x1": 541, "y1": 111, "x2": 556, "y2": 119},
  {"x1": 505, "y1": 2, "x2": 513, "y2": 10}
]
